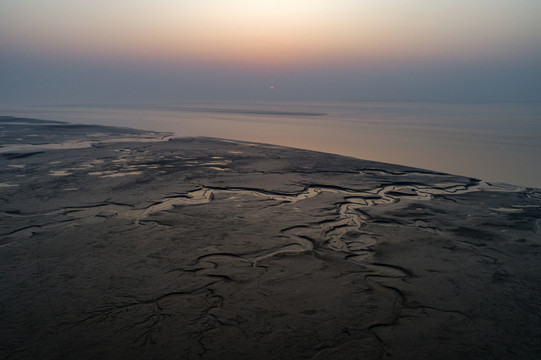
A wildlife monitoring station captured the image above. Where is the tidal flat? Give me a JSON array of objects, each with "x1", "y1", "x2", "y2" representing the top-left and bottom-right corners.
[{"x1": 1, "y1": 117, "x2": 540, "y2": 359}]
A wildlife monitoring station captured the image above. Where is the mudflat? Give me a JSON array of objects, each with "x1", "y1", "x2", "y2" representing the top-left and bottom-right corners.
[{"x1": 1, "y1": 117, "x2": 540, "y2": 359}]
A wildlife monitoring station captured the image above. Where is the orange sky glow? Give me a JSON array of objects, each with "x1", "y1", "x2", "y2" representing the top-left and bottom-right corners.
[{"x1": 2, "y1": 0, "x2": 541, "y2": 69}]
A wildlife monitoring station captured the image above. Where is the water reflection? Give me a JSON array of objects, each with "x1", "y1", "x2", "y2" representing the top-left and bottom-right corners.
[{"x1": 2, "y1": 101, "x2": 541, "y2": 188}]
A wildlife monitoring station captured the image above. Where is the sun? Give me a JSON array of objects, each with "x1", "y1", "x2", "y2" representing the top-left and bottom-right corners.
[{"x1": 269, "y1": 85, "x2": 275, "y2": 90}]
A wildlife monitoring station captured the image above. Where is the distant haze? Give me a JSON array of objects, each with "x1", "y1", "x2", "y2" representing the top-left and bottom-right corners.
[{"x1": 1, "y1": 0, "x2": 541, "y2": 104}]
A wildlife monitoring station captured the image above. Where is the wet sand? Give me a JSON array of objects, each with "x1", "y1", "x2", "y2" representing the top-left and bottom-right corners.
[{"x1": 1, "y1": 117, "x2": 540, "y2": 359}]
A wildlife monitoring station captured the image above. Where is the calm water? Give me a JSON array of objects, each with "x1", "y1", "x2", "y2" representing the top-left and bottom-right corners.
[{"x1": 2, "y1": 101, "x2": 541, "y2": 188}]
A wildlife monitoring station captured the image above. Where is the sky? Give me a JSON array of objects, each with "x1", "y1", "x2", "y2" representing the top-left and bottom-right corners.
[{"x1": 1, "y1": 0, "x2": 541, "y2": 104}]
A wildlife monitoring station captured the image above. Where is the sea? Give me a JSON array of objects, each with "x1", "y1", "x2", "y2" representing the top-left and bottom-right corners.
[{"x1": 2, "y1": 101, "x2": 541, "y2": 188}]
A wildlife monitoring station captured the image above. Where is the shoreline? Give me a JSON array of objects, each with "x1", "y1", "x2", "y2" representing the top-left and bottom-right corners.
[
  {"x1": 1, "y1": 115, "x2": 536, "y2": 190},
  {"x1": 3, "y1": 100, "x2": 541, "y2": 188}
]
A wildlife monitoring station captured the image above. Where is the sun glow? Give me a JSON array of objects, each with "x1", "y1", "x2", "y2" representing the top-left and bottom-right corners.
[{"x1": 2, "y1": 0, "x2": 541, "y2": 69}]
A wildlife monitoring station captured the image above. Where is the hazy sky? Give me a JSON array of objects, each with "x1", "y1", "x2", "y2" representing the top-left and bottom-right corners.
[{"x1": 2, "y1": 0, "x2": 541, "y2": 104}]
